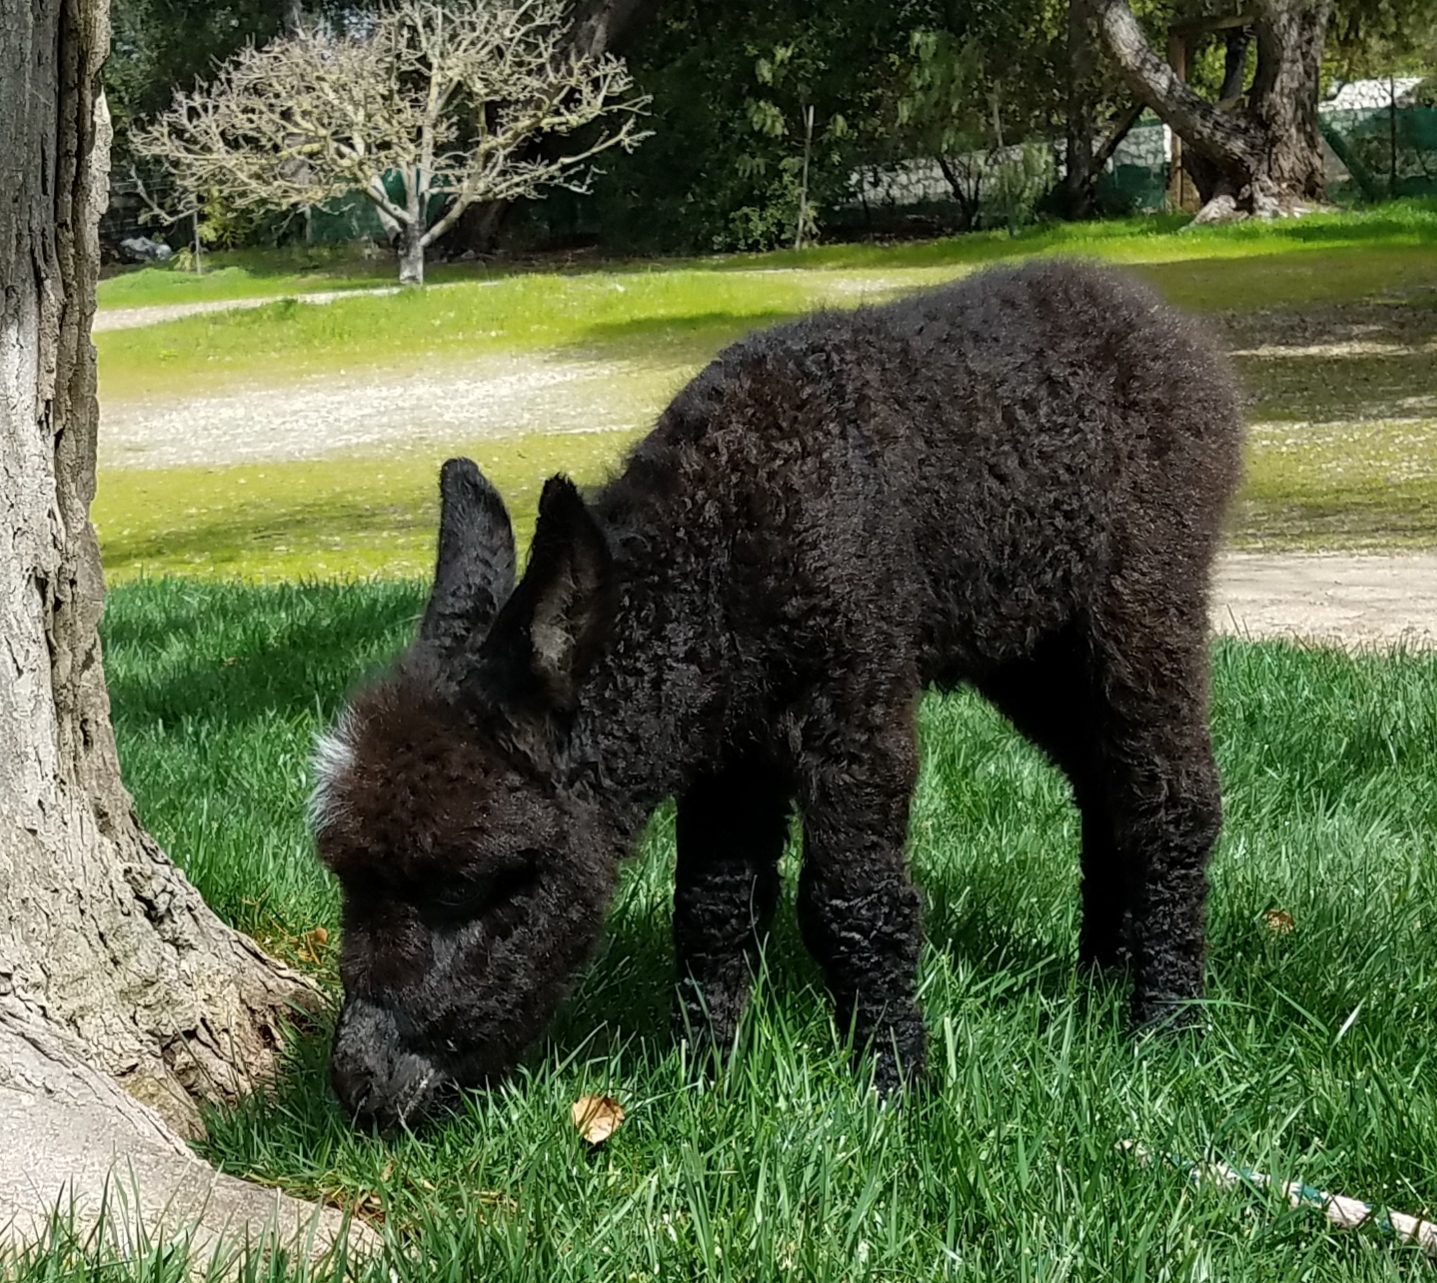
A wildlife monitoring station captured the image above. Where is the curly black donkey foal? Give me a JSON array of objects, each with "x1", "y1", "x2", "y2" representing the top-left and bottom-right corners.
[{"x1": 311, "y1": 259, "x2": 1243, "y2": 1131}]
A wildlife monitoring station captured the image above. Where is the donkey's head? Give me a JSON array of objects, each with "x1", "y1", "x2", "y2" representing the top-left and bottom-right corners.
[{"x1": 311, "y1": 458, "x2": 622, "y2": 1133}]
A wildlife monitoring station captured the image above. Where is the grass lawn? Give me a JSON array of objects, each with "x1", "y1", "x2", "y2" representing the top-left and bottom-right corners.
[
  {"x1": 95, "y1": 202, "x2": 1437, "y2": 401},
  {"x1": 11, "y1": 577, "x2": 1431, "y2": 1280},
  {"x1": 91, "y1": 201, "x2": 1437, "y2": 575},
  {"x1": 95, "y1": 198, "x2": 1437, "y2": 312}
]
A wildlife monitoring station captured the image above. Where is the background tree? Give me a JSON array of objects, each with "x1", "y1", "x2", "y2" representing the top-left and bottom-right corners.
[
  {"x1": 1086, "y1": 0, "x2": 1337, "y2": 219},
  {"x1": 0, "y1": 0, "x2": 372, "y2": 1261},
  {"x1": 134, "y1": 0, "x2": 648, "y2": 284},
  {"x1": 882, "y1": 3, "x2": 1074, "y2": 231},
  {"x1": 1329, "y1": 0, "x2": 1437, "y2": 75},
  {"x1": 107, "y1": 0, "x2": 294, "y2": 145},
  {"x1": 586, "y1": 0, "x2": 953, "y2": 252}
]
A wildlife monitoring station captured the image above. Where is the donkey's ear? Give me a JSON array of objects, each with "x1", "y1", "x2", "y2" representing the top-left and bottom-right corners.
[
  {"x1": 473, "y1": 474, "x2": 614, "y2": 713},
  {"x1": 419, "y1": 458, "x2": 516, "y2": 655}
]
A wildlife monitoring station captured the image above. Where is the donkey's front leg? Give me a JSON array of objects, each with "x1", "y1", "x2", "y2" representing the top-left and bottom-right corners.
[
  {"x1": 673, "y1": 761, "x2": 790, "y2": 1054},
  {"x1": 794, "y1": 697, "x2": 925, "y2": 1091}
]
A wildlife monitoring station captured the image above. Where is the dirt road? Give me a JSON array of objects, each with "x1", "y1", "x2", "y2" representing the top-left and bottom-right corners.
[{"x1": 1213, "y1": 553, "x2": 1436, "y2": 648}]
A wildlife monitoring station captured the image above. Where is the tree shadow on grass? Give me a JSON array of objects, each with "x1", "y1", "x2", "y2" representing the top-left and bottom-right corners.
[
  {"x1": 1135, "y1": 243, "x2": 1437, "y2": 313},
  {"x1": 558, "y1": 306, "x2": 807, "y2": 366},
  {"x1": 99, "y1": 494, "x2": 441, "y2": 578},
  {"x1": 103, "y1": 578, "x2": 424, "y2": 729}
]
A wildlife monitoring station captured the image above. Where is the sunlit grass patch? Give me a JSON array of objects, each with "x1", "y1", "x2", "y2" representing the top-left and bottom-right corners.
[
  {"x1": 93, "y1": 428, "x2": 641, "y2": 581},
  {"x1": 95, "y1": 270, "x2": 843, "y2": 403},
  {"x1": 1234, "y1": 416, "x2": 1437, "y2": 549},
  {"x1": 97, "y1": 242, "x2": 416, "y2": 309},
  {"x1": 96, "y1": 206, "x2": 1437, "y2": 404},
  {"x1": 96, "y1": 197, "x2": 1437, "y2": 315},
  {"x1": 92, "y1": 578, "x2": 1437, "y2": 1281}
]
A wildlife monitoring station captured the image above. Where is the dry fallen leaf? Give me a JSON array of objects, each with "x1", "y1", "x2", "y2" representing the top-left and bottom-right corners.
[
  {"x1": 571, "y1": 1094, "x2": 624, "y2": 1144},
  {"x1": 1263, "y1": 909, "x2": 1296, "y2": 934},
  {"x1": 322, "y1": 1187, "x2": 385, "y2": 1226},
  {"x1": 294, "y1": 925, "x2": 330, "y2": 964}
]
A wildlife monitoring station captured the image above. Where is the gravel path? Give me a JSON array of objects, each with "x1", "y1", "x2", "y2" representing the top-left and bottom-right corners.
[
  {"x1": 92, "y1": 286, "x2": 403, "y2": 332},
  {"x1": 1213, "y1": 553, "x2": 1437, "y2": 649},
  {"x1": 99, "y1": 350, "x2": 686, "y2": 469}
]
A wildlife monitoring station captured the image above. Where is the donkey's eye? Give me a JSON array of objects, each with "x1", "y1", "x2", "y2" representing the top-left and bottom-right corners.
[{"x1": 429, "y1": 852, "x2": 540, "y2": 917}]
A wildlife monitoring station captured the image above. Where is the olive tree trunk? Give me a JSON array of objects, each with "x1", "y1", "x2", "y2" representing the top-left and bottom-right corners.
[
  {"x1": 0, "y1": 0, "x2": 372, "y2": 1262},
  {"x1": 1086, "y1": 0, "x2": 1333, "y2": 220}
]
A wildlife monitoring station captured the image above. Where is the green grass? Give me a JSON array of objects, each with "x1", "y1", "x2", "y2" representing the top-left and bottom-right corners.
[
  {"x1": 95, "y1": 269, "x2": 845, "y2": 404},
  {"x1": 1238, "y1": 418, "x2": 1437, "y2": 550},
  {"x1": 91, "y1": 405, "x2": 1437, "y2": 584},
  {"x1": 90, "y1": 203, "x2": 1437, "y2": 570},
  {"x1": 94, "y1": 429, "x2": 643, "y2": 581},
  {"x1": 95, "y1": 201, "x2": 1437, "y2": 402},
  {"x1": 96, "y1": 243, "x2": 502, "y2": 309},
  {"x1": 14, "y1": 577, "x2": 1429, "y2": 1281},
  {"x1": 97, "y1": 198, "x2": 1437, "y2": 313}
]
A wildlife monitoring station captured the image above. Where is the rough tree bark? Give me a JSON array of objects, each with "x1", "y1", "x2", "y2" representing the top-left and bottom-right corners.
[
  {"x1": 1086, "y1": 0, "x2": 1334, "y2": 220},
  {"x1": 568, "y1": 0, "x2": 664, "y2": 59},
  {"x1": 0, "y1": 0, "x2": 372, "y2": 1263},
  {"x1": 1060, "y1": 0, "x2": 1100, "y2": 219}
]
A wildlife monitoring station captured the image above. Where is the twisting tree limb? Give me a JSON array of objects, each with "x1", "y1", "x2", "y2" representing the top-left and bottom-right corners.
[{"x1": 1084, "y1": 0, "x2": 1333, "y2": 220}]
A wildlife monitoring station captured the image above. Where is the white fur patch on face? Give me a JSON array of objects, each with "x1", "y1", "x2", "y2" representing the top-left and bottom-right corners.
[{"x1": 308, "y1": 707, "x2": 358, "y2": 834}]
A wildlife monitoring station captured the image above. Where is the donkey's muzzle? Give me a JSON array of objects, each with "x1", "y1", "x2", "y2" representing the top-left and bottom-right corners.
[{"x1": 331, "y1": 996, "x2": 452, "y2": 1135}]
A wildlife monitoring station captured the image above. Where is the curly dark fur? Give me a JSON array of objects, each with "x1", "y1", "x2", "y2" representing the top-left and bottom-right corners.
[{"x1": 311, "y1": 259, "x2": 1243, "y2": 1132}]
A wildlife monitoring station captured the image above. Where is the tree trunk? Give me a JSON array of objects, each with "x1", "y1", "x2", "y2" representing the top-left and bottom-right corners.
[
  {"x1": 1086, "y1": 0, "x2": 1333, "y2": 220},
  {"x1": 399, "y1": 217, "x2": 425, "y2": 285},
  {"x1": 438, "y1": 0, "x2": 663, "y2": 258},
  {"x1": 1, "y1": 0, "x2": 370, "y2": 1263},
  {"x1": 568, "y1": 0, "x2": 664, "y2": 59},
  {"x1": 1059, "y1": 0, "x2": 1100, "y2": 219},
  {"x1": 1245, "y1": 0, "x2": 1331, "y2": 208}
]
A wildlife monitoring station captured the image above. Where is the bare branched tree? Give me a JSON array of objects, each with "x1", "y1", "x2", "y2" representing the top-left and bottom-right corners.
[{"x1": 135, "y1": 0, "x2": 649, "y2": 283}]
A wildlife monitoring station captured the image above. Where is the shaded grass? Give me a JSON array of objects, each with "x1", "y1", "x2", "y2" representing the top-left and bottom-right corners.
[
  {"x1": 63, "y1": 577, "x2": 1437, "y2": 1281},
  {"x1": 92, "y1": 410, "x2": 1437, "y2": 583},
  {"x1": 1236, "y1": 418, "x2": 1437, "y2": 550}
]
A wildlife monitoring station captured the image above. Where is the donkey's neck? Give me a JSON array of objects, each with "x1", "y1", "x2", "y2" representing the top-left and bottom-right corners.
[{"x1": 559, "y1": 524, "x2": 736, "y2": 841}]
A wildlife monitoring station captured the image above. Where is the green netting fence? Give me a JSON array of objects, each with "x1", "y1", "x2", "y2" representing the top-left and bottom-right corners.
[
  {"x1": 1103, "y1": 103, "x2": 1437, "y2": 211},
  {"x1": 1320, "y1": 105, "x2": 1437, "y2": 201},
  {"x1": 306, "y1": 172, "x2": 451, "y2": 244}
]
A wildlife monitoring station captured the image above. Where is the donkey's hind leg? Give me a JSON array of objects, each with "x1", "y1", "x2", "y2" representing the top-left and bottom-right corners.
[
  {"x1": 974, "y1": 628, "x2": 1129, "y2": 973},
  {"x1": 1088, "y1": 610, "x2": 1221, "y2": 1031},
  {"x1": 673, "y1": 760, "x2": 791, "y2": 1052},
  {"x1": 981, "y1": 611, "x2": 1221, "y2": 1029}
]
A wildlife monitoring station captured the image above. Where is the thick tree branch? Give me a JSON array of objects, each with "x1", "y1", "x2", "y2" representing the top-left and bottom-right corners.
[
  {"x1": 566, "y1": 0, "x2": 663, "y2": 58},
  {"x1": 1084, "y1": 0, "x2": 1265, "y2": 166}
]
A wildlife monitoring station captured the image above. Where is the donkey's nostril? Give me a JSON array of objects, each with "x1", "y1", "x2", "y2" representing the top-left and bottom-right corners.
[{"x1": 330, "y1": 995, "x2": 451, "y2": 1133}]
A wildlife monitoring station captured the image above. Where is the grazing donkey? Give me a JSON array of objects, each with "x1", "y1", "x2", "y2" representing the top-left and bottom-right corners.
[{"x1": 312, "y1": 259, "x2": 1243, "y2": 1132}]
